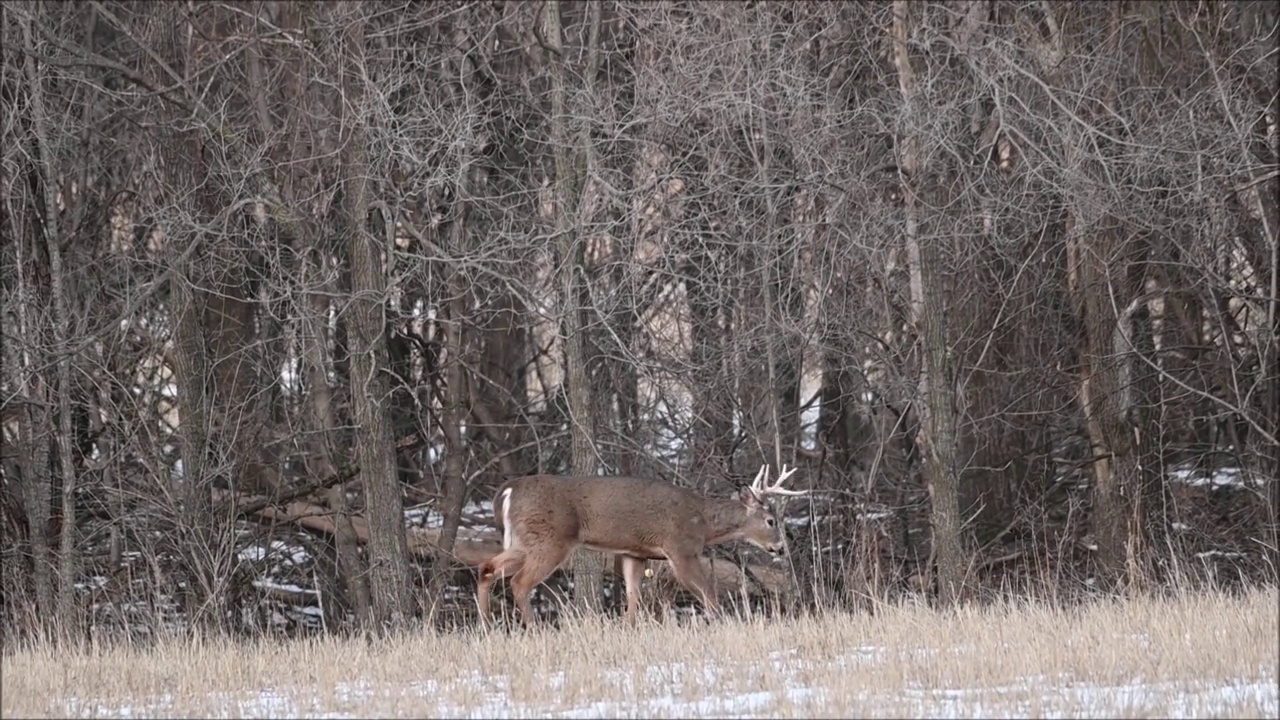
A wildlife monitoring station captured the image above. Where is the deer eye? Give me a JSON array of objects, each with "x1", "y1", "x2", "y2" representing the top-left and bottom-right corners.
[{"x1": 765, "y1": 517, "x2": 776, "y2": 528}]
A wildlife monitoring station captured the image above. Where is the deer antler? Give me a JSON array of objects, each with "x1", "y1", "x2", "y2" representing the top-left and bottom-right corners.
[{"x1": 749, "y1": 463, "x2": 808, "y2": 497}]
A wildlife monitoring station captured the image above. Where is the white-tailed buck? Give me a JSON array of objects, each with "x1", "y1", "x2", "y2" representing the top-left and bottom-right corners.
[{"x1": 476, "y1": 464, "x2": 807, "y2": 625}]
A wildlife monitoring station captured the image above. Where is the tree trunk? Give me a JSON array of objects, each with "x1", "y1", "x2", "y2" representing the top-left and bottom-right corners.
[
  {"x1": 433, "y1": 191, "x2": 473, "y2": 613},
  {"x1": 910, "y1": 223, "x2": 966, "y2": 607},
  {"x1": 1066, "y1": 217, "x2": 1147, "y2": 588},
  {"x1": 1222, "y1": 1, "x2": 1280, "y2": 575},
  {"x1": 687, "y1": 253, "x2": 734, "y2": 489},
  {"x1": 3, "y1": 7, "x2": 43, "y2": 629},
  {"x1": 20, "y1": 9, "x2": 79, "y2": 630},
  {"x1": 430, "y1": 17, "x2": 489, "y2": 618},
  {"x1": 157, "y1": 6, "x2": 271, "y2": 632},
  {"x1": 251, "y1": 0, "x2": 370, "y2": 630},
  {"x1": 336, "y1": 2, "x2": 412, "y2": 630},
  {"x1": 1046, "y1": 2, "x2": 1148, "y2": 590},
  {"x1": 8, "y1": 189, "x2": 53, "y2": 622},
  {"x1": 303, "y1": 258, "x2": 371, "y2": 627},
  {"x1": 543, "y1": 0, "x2": 606, "y2": 615},
  {"x1": 17, "y1": 397, "x2": 54, "y2": 625},
  {"x1": 168, "y1": 228, "x2": 218, "y2": 627},
  {"x1": 892, "y1": 0, "x2": 968, "y2": 607},
  {"x1": 475, "y1": 290, "x2": 530, "y2": 478},
  {"x1": 436, "y1": 281, "x2": 469, "y2": 544},
  {"x1": 161, "y1": 81, "x2": 228, "y2": 632}
]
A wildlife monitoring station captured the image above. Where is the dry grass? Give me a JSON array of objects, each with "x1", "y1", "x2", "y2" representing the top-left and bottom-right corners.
[{"x1": 3, "y1": 587, "x2": 1277, "y2": 718}]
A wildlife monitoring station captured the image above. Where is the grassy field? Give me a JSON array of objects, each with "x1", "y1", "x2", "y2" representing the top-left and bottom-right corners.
[{"x1": 3, "y1": 586, "x2": 1277, "y2": 718}]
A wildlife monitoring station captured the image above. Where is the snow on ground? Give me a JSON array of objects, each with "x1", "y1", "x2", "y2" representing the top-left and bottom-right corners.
[
  {"x1": 403, "y1": 499, "x2": 493, "y2": 528},
  {"x1": 1167, "y1": 465, "x2": 1264, "y2": 489},
  {"x1": 237, "y1": 540, "x2": 312, "y2": 565},
  {"x1": 62, "y1": 647, "x2": 1277, "y2": 719}
]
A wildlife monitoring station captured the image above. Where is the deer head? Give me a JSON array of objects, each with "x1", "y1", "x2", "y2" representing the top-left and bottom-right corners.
[{"x1": 732, "y1": 463, "x2": 807, "y2": 555}]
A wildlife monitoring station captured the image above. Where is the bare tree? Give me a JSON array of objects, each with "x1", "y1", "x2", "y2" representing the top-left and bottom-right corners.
[
  {"x1": 330, "y1": 1, "x2": 411, "y2": 630},
  {"x1": 542, "y1": 0, "x2": 607, "y2": 614},
  {"x1": 890, "y1": 0, "x2": 970, "y2": 606}
]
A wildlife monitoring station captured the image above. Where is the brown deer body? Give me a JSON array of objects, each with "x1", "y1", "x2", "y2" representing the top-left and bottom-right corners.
[{"x1": 476, "y1": 464, "x2": 806, "y2": 625}]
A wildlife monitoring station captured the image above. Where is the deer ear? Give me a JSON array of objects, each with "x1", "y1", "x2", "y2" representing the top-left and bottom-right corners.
[{"x1": 739, "y1": 485, "x2": 764, "y2": 507}]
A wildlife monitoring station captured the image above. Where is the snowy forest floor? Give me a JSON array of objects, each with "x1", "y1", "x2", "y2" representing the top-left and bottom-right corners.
[{"x1": 3, "y1": 586, "x2": 1276, "y2": 719}]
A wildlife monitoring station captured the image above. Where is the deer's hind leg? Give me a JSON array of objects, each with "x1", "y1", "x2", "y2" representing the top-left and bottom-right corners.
[
  {"x1": 477, "y1": 549, "x2": 526, "y2": 624},
  {"x1": 509, "y1": 543, "x2": 574, "y2": 626},
  {"x1": 620, "y1": 555, "x2": 648, "y2": 621}
]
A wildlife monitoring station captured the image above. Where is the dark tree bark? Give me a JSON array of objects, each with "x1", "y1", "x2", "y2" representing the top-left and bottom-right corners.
[
  {"x1": 892, "y1": 0, "x2": 968, "y2": 607},
  {"x1": 19, "y1": 7, "x2": 80, "y2": 628},
  {"x1": 434, "y1": 180, "x2": 474, "y2": 607},
  {"x1": 304, "y1": 257, "x2": 371, "y2": 626},
  {"x1": 543, "y1": 0, "x2": 607, "y2": 614},
  {"x1": 168, "y1": 226, "x2": 217, "y2": 627},
  {"x1": 335, "y1": 2, "x2": 412, "y2": 630},
  {"x1": 686, "y1": 250, "x2": 734, "y2": 489},
  {"x1": 474, "y1": 290, "x2": 531, "y2": 478},
  {"x1": 1067, "y1": 217, "x2": 1149, "y2": 587},
  {"x1": 1043, "y1": 2, "x2": 1151, "y2": 589}
]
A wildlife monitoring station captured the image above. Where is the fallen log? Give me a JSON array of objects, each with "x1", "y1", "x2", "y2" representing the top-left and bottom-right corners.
[{"x1": 216, "y1": 490, "x2": 793, "y2": 598}]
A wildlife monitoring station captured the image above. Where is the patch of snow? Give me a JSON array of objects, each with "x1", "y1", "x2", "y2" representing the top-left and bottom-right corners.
[
  {"x1": 1195, "y1": 550, "x2": 1245, "y2": 561},
  {"x1": 784, "y1": 514, "x2": 834, "y2": 528},
  {"x1": 60, "y1": 646, "x2": 1277, "y2": 719},
  {"x1": 238, "y1": 546, "x2": 268, "y2": 562},
  {"x1": 404, "y1": 499, "x2": 497, "y2": 528},
  {"x1": 75, "y1": 576, "x2": 109, "y2": 591},
  {"x1": 885, "y1": 676, "x2": 1279, "y2": 719},
  {"x1": 238, "y1": 541, "x2": 311, "y2": 566},
  {"x1": 66, "y1": 670, "x2": 1277, "y2": 720},
  {"x1": 403, "y1": 505, "x2": 432, "y2": 524},
  {"x1": 251, "y1": 580, "x2": 318, "y2": 596},
  {"x1": 1168, "y1": 466, "x2": 1262, "y2": 489}
]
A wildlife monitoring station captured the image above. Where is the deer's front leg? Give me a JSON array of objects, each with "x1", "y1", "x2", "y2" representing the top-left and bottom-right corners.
[{"x1": 667, "y1": 552, "x2": 720, "y2": 619}]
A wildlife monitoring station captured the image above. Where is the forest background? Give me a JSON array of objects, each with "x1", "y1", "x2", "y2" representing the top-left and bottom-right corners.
[{"x1": 1, "y1": 0, "x2": 1277, "y2": 637}]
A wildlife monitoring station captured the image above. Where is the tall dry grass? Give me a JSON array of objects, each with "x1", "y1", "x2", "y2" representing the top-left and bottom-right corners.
[{"x1": 3, "y1": 586, "x2": 1277, "y2": 718}]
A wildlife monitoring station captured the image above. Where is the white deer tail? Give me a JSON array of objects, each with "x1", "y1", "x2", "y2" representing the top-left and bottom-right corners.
[{"x1": 499, "y1": 487, "x2": 514, "y2": 550}]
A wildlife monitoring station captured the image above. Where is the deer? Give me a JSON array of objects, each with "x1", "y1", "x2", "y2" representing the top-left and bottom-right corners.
[{"x1": 475, "y1": 463, "x2": 808, "y2": 626}]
